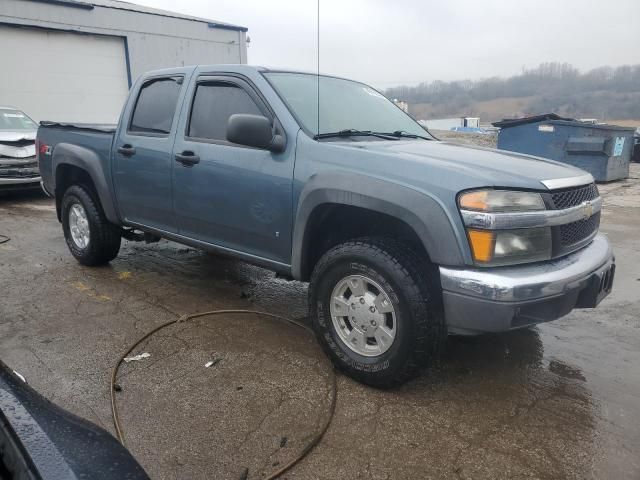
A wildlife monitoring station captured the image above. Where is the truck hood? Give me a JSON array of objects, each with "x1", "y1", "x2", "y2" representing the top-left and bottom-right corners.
[
  {"x1": 0, "y1": 130, "x2": 36, "y2": 159},
  {"x1": 0, "y1": 130, "x2": 36, "y2": 142},
  {"x1": 347, "y1": 139, "x2": 588, "y2": 190}
]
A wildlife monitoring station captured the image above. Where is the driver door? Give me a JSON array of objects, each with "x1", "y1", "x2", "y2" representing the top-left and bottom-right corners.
[{"x1": 171, "y1": 75, "x2": 294, "y2": 265}]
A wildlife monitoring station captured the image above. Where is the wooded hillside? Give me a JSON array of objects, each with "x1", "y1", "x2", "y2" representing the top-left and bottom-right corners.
[{"x1": 385, "y1": 63, "x2": 640, "y2": 122}]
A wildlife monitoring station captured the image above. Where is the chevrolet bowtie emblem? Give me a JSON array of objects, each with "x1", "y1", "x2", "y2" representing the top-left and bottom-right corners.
[{"x1": 582, "y1": 201, "x2": 594, "y2": 220}]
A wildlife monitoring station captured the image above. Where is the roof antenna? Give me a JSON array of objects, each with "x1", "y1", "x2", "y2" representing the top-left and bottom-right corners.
[{"x1": 316, "y1": 0, "x2": 320, "y2": 140}]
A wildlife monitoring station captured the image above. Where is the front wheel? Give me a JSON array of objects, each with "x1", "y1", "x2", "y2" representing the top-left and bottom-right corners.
[
  {"x1": 308, "y1": 238, "x2": 446, "y2": 388},
  {"x1": 61, "y1": 185, "x2": 121, "y2": 266}
]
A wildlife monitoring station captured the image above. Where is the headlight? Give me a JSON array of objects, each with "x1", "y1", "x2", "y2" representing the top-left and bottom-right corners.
[
  {"x1": 459, "y1": 190, "x2": 545, "y2": 212},
  {"x1": 459, "y1": 189, "x2": 550, "y2": 266},
  {"x1": 466, "y1": 227, "x2": 552, "y2": 266}
]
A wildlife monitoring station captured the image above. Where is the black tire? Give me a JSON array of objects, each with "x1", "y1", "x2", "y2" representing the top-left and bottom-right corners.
[
  {"x1": 61, "y1": 185, "x2": 121, "y2": 266},
  {"x1": 309, "y1": 237, "x2": 446, "y2": 388}
]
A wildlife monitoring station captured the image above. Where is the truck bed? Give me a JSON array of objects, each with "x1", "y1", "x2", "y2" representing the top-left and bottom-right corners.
[{"x1": 37, "y1": 122, "x2": 116, "y2": 197}]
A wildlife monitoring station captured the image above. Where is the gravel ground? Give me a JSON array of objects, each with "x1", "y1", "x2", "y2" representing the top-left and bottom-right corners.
[
  {"x1": 430, "y1": 130, "x2": 498, "y2": 148},
  {"x1": 1, "y1": 163, "x2": 638, "y2": 479}
]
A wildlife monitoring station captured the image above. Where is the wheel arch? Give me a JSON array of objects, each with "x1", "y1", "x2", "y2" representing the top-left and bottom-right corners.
[
  {"x1": 53, "y1": 143, "x2": 120, "y2": 224},
  {"x1": 291, "y1": 173, "x2": 466, "y2": 280}
]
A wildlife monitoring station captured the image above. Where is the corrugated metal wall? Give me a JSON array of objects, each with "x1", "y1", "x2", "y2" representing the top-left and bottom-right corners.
[
  {"x1": 0, "y1": 0, "x2": 247, "y2": 123},
  {"x1": 0, "y1": 25, "x2": 130, "y2": 123}
]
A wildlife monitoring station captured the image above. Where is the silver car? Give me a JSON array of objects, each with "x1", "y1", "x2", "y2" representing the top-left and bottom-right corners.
[{"x1": 0, "y1": 107, "x2": 40, "y2": 190}]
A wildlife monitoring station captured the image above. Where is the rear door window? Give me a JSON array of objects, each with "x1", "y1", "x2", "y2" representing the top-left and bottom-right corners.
[
  {"x1": 129, "y1": 77, "x2": 183, "y2": 135},
  {"x1": 187, "y1": 83, "x2": 264, "y2": 141}
]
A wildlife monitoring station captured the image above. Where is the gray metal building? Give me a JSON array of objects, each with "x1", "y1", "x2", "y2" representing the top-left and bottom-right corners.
[{"x1": 0, "y1": 0, "x2": 248, "y2": 123}]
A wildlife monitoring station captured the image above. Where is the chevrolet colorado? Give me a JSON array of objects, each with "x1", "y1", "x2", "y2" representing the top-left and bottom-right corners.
[{"x1": 37, "y1": 65, "x2": 615, "y2": 387}]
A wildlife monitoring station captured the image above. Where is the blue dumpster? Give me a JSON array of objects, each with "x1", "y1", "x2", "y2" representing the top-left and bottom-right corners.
[{"x1": 493, "y1": 114, "x2": 636, "y2": 181}]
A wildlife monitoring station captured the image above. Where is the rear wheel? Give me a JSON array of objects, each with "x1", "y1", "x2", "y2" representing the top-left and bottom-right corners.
[
  {"x1": 61, "y1": 185, "x2": 121, "y2": 266},
  {"x1": 309, "y1": 237, "x2": 446, "y2": 388}
]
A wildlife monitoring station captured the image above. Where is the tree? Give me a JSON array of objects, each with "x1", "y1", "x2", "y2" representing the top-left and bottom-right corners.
[{"x1": 385, "y1": 63, "x2": 640, "y2": 121}]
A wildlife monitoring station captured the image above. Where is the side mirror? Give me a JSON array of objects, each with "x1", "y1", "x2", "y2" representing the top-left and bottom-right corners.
[{"x1": 226, "y1": 114, "x2": 285, "y2": 153}]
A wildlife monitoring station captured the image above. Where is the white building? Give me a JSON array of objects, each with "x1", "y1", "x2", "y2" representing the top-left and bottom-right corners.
[
  {"x1": 420, "y1": 117, "x2": 480, "y2": 131},
  {"x1": 0, "y1": 0, "x2": 248, "y2": 123}
]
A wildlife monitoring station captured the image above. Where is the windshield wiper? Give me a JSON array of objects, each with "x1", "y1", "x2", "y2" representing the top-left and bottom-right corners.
[
  {"x1": 313, "y1": 129, "x2": 399, "y2": 140},
  {"x1": 378, "y1": 130, "x2": 432, "y2": 140}
]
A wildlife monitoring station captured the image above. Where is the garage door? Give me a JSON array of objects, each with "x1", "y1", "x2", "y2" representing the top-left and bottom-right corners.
[{"x1": 0, "y1": 26, "x2": 130, "y2": 124}]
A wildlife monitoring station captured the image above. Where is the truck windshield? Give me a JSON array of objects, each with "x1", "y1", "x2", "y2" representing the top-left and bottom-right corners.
[
  {"x1": 264, "y1": 72, "x2": 431, "y2": 139},
  {"x1": 0, "y1": 109, "x2": 38, "y2": 131}
]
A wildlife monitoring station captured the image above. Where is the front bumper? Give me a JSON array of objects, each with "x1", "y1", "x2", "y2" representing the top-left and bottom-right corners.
[
  {"x1": 0, "y1": 176, "x2": 41, "y2": 189},
  {"x1": 439, "y1": 233, "x2": 614, "y2": 335}
]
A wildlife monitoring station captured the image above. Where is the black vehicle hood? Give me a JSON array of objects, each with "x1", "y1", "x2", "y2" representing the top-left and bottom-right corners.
[{"x1": 0, "y1": 360, "x2": 149, "y2": 480}]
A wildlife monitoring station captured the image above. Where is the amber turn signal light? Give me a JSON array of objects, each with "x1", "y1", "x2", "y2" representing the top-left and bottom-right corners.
[{"x1": 467, "y1": 229, "x2": 495, "y2": 263}]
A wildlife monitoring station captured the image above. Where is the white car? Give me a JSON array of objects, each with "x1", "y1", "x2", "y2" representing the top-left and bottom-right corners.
[{"x1": 0, "y1": 107, "x2": 40, "y2": 191}]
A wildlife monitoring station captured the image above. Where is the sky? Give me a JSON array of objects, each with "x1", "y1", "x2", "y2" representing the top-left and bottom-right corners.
[{"x1": 134, "y1": 0, "x2": 640, "y2": 89}]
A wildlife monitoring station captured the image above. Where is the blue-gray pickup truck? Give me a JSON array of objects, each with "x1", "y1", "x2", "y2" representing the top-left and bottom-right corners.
[{"x1": 36, "y1": 65, "x2": 615, "y2": 387}]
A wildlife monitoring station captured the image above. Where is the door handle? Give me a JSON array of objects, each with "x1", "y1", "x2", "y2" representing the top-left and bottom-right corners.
[
  {"x1": 117, "y1": 144, "x2": 136, "y2": 156},
  {"x1": 175, "y1": 151, "x2": 200, "y2": 166}
]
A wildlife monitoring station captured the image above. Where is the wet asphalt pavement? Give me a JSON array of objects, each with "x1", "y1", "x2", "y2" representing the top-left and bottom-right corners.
[{"x1": 1, "y1": 165, "x2": 639, "y2": 479}]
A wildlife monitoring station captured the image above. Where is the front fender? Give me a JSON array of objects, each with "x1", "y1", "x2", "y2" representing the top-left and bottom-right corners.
[
  {"x1": 53, "y1": 143, "x2": 120, "y2": 224},
  {"x1": 291, "y1": 172, "x2": 468, "y2": 279}
]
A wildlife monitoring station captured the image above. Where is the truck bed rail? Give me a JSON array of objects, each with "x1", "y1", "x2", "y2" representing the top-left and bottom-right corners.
[{"x1": 39, "y1": 121, "x2": 117, "y2": 134}]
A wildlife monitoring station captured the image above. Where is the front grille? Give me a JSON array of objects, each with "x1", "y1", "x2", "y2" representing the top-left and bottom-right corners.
[
  {"x1": 559, "y1": 212, "x2": 600, "y2": 246},
  {"x1": 0, "y1": 170, "x2": 39, "y2": 178},
  {"x1": 551, "y1": 183, "x2": 599, "y2": 209},
  {"x1": 0, "y1": 161, "x2": 40, "y2": 178},
  {"x1": 547, "y1": 182, "x2": 601, "y2": 256},
  {"x1": 0, "y1": 156, "x2": 39, "y2": 178}
]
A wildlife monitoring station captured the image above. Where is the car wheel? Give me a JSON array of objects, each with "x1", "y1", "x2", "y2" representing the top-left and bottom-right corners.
[
  {"x1": 61, "y1": 185, "x2": 121, "y2": 266},
  {"x1": 309, "y1": 237, "x2": 446, "y2": 388}
]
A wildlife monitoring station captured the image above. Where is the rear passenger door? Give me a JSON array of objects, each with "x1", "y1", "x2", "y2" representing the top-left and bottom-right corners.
[
  {"x1": 172, "y1": 75, "x2": 294, "y2": 265},
  {"x1": 114, "y1": 75, "x2": 185, "y2": 232}
]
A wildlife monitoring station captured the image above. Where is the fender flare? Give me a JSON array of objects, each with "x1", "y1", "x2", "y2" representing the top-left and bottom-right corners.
[
  {"x1": 52, "y1": 143, "x2": 120, "y2": 224},
  {"x1": 291, "y1": 172, "x2": 467, "y2": 280}
]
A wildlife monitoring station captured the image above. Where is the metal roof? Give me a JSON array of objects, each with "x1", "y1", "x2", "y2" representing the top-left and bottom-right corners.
[
  {"x1": 493, "y1": 113, "x2": 636, "y2": 131},
  {"x1": 492, "y1": 113, "x2": 572, "y2": 129},
  {"x1": 32, "y1": 0, "x2": 248, "y2": 31}
]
